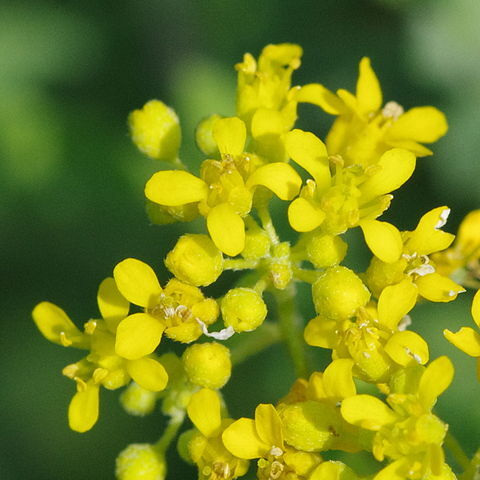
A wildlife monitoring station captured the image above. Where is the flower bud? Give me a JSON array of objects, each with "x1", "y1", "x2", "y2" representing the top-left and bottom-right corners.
[
  {"x1": 165, "y1": 234, "x2": 223, "y2": 287},
  {"x1": 195, "y1": 114, "x2": 222, "y2": 155},
  {"x1": 312, "y1": 266, "x2": 370, "y2": 320},
  {"x1": 120, "y1": 382, "x2": 158, "y2": 416},
  {"x1": 221, "y1": 288, "x2": 267, "y2": 332},
  {"x1": 242, "y1": 228, "x2": 270, "y2": 259},
  {"x1": 129, "y1": 99, "x2": 181, "y2": 161},
  {"x1": 116, "y1": 443, "x2": 166, "y2": 480},
  {"x1": 278, "y1": 401, "x2": 337, "y2": 452},
  {"x1": 306, "y1": 233, "x2": 347, "y2": 268},
  {"x1": 182, "y1": 342, "x2": 231, "y2": 389}
]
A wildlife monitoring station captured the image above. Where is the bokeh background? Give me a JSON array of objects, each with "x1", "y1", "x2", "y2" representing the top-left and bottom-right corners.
[{"x1": 2, "y1": 0, "x2": 480, "y2": 478}]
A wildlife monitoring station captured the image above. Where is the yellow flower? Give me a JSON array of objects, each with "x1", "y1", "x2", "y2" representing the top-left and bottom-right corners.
[
  {"x1": 145, "y1": 116, "x2": 302, "y2": 256},
  {"x1": 364, "y1": 206, "x2": 465, "y2": 302},
  {"x1": 444, "y1": 289, "x2": 480, "y2": 379},
  {"x1": 222, "y1": 403, "x2": 321, "y2": 479},
  {"x1": 113, "y1": 258, "x2": 219, "y2": 359},
  {"x1": 432, "y1": 209, "x2": 480, "y2": 288},
  {"x1": 181, "y1": 388, "x2": 249, "y2": 480},
  {"x1": 284, "y1": 128, "x2": 416, "y2": 235},
  {"x1": 305, "y1": 279, "x2": 428, "y2": 383},
  {"x1": 294, "y1": 57, "x2": 448, "y2": 166},
  {"x1": 32, "y1": 277, "x2": 168, "y2": 432},
  {"x1": 129, "y1": 99, "x2": 181, "y2": 162},
  {"x1": 341, "y1": 357, "x2": 454, "y2": 480}
]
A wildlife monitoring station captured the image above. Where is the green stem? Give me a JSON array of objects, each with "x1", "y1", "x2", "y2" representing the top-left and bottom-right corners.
[
  {"x1": 445, "y1": 431, "x2": 470, "y2": 473},
  {"x1": 154, "y1": 413, "x2": 185, "y2": 453},
  {"x1": 292, "y1": 266, "x2": 321, "y2": 284},
  {"x1": 229, "y1": 322, "x2": 282, "y2": 365},
  {"x1": 461, "y1": 447, "x2": 480, "y2": 480},
  {"x1": 224, "y1": 258, "x2": 260, "y2": 271},
  {"x1": 272, "y1": 283, "x2": 308, "y2": 378},
  {"x1": 257, "y1": 203, "x2": 280, "y2": 246}
]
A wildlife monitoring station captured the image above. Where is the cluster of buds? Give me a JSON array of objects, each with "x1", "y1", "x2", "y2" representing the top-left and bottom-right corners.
[{"x1": 33, "y1": 44, "x2": 480, "y2": 480}]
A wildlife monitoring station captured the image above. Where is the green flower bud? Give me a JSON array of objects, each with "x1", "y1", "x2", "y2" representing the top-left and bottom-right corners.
[
  {"x1": 278, "y1": 401, "x2": 338, "y2": 452},
  {"x1": 120, "y1": 382, "x2": 158, "y2": 416},
  {"x1": 242, "y1": 228, "x2": 270, "y2": 260},
  {"x1": 195, "y1": 114, "x2": 222, "y2": 155},
  {"x1": 129, "y1": 99, "x2": 181, "y2": 161},
  {"x1": 182, "y1": 342, "x2": 231, "y2": 389},
  {"x1": 165, "y1": 234, "x2": 223, "y2": 287},
  {"x1": 312, "y1": 266, "x2": 370, "y2": 320},
  {"x1": 221, "y1": 288, "x2": 267, "y2": 332},
  {"x1": 306, "y1": 233, "x2": 347, "y2": 268},
  {"x1": 116, "y1": 443, "x2": 166, "y2": 480},
  {"x1": 270, "y1": 242, "x2": 293, "y2": 290}
]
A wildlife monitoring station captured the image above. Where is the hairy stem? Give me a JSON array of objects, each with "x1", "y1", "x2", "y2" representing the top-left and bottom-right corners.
[
  {"x1": 154, "y1": 413, "x2": 185, "y2": 453},
  {"x1": 272, "y1": 283, "x2": 308, "y2": 378},
  {"x1": 445, "y1": 431, "x2": 470, "y2": 473}
]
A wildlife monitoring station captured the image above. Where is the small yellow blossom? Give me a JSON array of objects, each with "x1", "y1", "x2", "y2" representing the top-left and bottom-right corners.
[
  {"x1": 285, "y1": 128, "x2": 416, "y2": 235},
  {"x1": 432, "y1": 209, "x2": 480, "y2": 288},
  {"x1": 364, "y1": 206, "x2": 465, "y2": 303},
  {"x1": 32, "y1": 277, "x2": 168, "y2": 432},
  {"x1": 116, "y1": 443, "x2": 166, "y2": 480},
  {"x1": 145, "y1": 116, "x2": 302, "y2": 256},
  {"x1": 294, "y1": 57, "x2": 448, "y2": 166},
  {"x1": 306, "y1": 279, "x2": 428, "y2": 383},
  {"x1": 222, "y1": 403, "x2": 321, "y2": 480},
  {"x1": 444, "y1": 289, "x2": 480, "y2": 379},
  {"x1": 113, "y1": 258, "x2": 218, "y2": 359},
  {"x1": 181, "y1": 388, "x2": 249, "y2": 480},
  {"x1": 341, "y1": 357, "x2": 454, "y2": 480},
  {"x1": 129, "y1": 99, "x2": 181, "y2": 162}
]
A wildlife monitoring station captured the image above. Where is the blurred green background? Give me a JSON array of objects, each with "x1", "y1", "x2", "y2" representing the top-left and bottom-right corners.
[{"x1": 2, "y1": 0, "x2": 479, "y2": 478}]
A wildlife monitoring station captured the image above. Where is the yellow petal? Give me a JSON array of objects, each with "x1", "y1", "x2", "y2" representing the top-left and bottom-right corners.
[
  {"x1": 145, "y1": 170, "x2": 208, "y2": 206},
  {"x1": 294, "y1": 83, "x2": 345, "y2": 115},
  {"x1": 251, "y1": 108, "x2": 285, "y2": 138},
  {"x1": 416, "y1": 273, "x2": 465, "y2": 302},
  {"x1": 418, "y1": 356, "x2": 454, "y2": 410},
  {"x1": 126, "y1": 357, "x2": 168, "y2": 392},
  {"x1": 341, "y1": 394, "x2": 398, "y2": 431},
  {"x1": 384, "y1": 330, "x2": 429, "y2": 366},
  {"x1": 68, "y1": 382, "x2": 100, "y2": 433},
  {"x1": 115, "y1": 313, "x2": 164, "y2": 360},
  {"x1": 457, "y1": 210, "x2": 480, "y2": 257},
  {"x1": 97, "y1": 277, "x2": 129, "y2": 329},
  {"x1": 246, "y1": 162, "x2": 302, "y2": 200},
  {"x1": 32, "y1": 301, "x2": 85, "y2": 347},
  {"x1": 356, "y1": 57, "x2": 382, "y2": 115},
  {"x1": 377, "y1": 279, "x2": 418, "y2": 329},
  {"x1": 187, "y1": 388, "x2": 222, "y2": 437},
  {"x1": 206, "y1": 203, "x2": 245, "y2": 256},
  {"x1": 222, "y1": 418, "x2": 269, "y2": 459},
  {"x1": 374, "y1": 458, "x2": 409, "y2": 480},
  {"x1": 310, "y1": 461, "x2": 356, "y2": 480},
  {"x1": 472, "y1": 290, "x2": 480, "y2": 328},
  {"x1": 407, "y1": 206, "x2": 455, "y2": 255},
  {"x1": 358, "y1": 148, "x2": 416, "y2": 204},
  {"x1": 304, "y1": 317, "x2": 338, "y2": 349},
  {"x1": 444, "y1": 327, "x2": 480, "y2": 357},
  {"x1": 387, "y1": 106, "x2": 448, "y2": 143},
  {"x1": 360, "y1": 220, "x2": 403, "y2": 263},
  {"x1": 284, "y1": 129, "x2": 331, "y2": 190},
  {"x1": 255, "y1": 404, "x2": 284, "y2": 449},
  {"x1": 213, "y1": 116, "x2": 246, "y2": 156},
  {"x1": 288, "y1": 197, "x2": 326, "y2": 232},
  {"x1": 323, "y1": 359, "x2": 356, "y2": 399},
  {"x1": 113, "y1": 258, "x2": 163, "y2": 308}
]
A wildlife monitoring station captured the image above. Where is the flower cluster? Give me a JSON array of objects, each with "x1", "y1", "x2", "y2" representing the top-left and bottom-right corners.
[{"x1": 33, "y1": 44, "x2": 480, "y2": 480}]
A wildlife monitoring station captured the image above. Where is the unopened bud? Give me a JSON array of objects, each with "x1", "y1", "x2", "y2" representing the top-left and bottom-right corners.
[
  {"x1": 221, "y1": 288, "x2": 267, "y2": 332},
  {"x1": 116, "y1": 443, "x2": 166, "y2": 480}
]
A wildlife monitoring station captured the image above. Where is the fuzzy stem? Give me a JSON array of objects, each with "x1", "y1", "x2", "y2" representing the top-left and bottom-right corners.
[
  {"x1": 272, "y1": 283, "x2": 308, "y2": 378},
  {"x1": 445, "y1": 431, "x2": 470, "y2": 473},
  {"x1": 154, "y1": 413, "x2": 185, "y2": 453}
]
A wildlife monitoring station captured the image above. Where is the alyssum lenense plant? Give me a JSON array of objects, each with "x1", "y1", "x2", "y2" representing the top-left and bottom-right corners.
[{"x1": 32, "y1": 43, "x2": 480, "y2": 480}]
